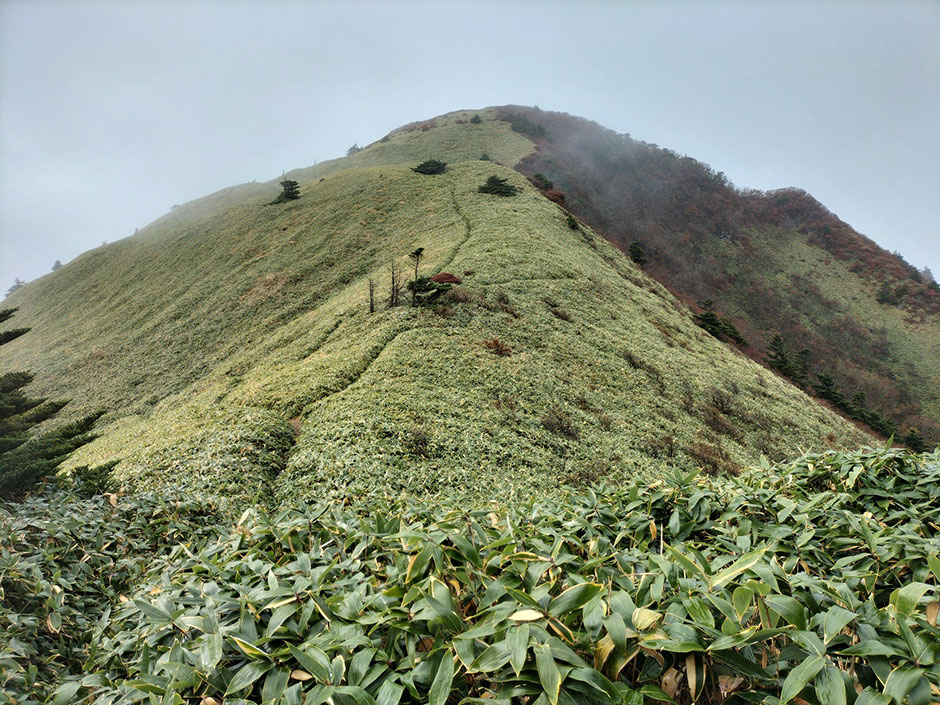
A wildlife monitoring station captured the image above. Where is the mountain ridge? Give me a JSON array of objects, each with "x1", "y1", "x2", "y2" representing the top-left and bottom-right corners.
[{"x1": 0, "y1": 109, "x2": 875, "y2": 505}]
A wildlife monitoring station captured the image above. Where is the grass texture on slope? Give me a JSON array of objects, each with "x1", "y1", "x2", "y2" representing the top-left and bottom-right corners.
[{"x1": 16, "y1": 158, "x2": 868, "y2": 508}]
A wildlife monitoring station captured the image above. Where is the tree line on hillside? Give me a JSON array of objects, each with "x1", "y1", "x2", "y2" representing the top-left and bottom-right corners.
[
  {"x1": 504, "y1": 107, "x2": 940, "y2": 445},
  {"x1": 766, "y1": 332, "x2": 927, "y2": 450}
]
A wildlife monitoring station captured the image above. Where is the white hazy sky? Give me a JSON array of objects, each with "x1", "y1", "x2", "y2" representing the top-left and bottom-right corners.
[{"x1": 1, "y1": 0, "x2": 938, "y2": 292}]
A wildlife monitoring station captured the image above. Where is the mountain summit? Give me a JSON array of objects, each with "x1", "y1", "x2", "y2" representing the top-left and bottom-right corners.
[{"x1": 0, "y1": 107, "x2": 881, "y2": 505}]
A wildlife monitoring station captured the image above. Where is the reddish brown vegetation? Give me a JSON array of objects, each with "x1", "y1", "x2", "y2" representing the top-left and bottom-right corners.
[
  {"x1": 542, "y1": 190, "x2": 566, "y2": 205},
  {"x1": 496, "y1": 106, "x2": 938, "y2": 443},
  {"x1": 430, "y1": 272, "x2": 462, "y2": 284}
]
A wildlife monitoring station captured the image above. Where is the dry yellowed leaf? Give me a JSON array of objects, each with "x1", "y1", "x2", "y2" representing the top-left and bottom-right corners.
[
  {"x1": 661, "y1": 667, "x2": 681, "y2": 698},
  {"x1": 290, "y1": 670, "x2": 313, "y2": 682},
  {"x1": 45, "y1": 615, "x2": 60, "y2": 634}
]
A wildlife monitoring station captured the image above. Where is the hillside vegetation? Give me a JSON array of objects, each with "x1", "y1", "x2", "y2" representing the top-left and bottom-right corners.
[
  {"x1": 500, "y1": 106, "x2": 940, "y2": 445},
  {"x1": 1, "y1": 112, "x2": 869, "y2": 507},
  {"x1": 0, "y1": 108, "x2": 938, "y2": 705},
  {"x1": 2, "y1": 447, "x2": 938, "y2": 704}
]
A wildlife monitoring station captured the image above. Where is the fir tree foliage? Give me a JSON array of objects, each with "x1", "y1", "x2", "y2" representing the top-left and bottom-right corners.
[
  {"x1": 0, "y1": 309, "x2": 103, "y2": 497},
  {"x1": 52, "y1": 260, "x2": 62, "y2": 271},
  {"x1": 478, "y1": 175, "x2": 519, "y2": 197},
  {"x1": 412, "y1": 159, "x2": 447, "y2": 175},
  {"x1": 6, "y1": 278, "x2": 25, "y2": 296},
  {"x1": 0, "y1": 308, "x2": 30, "y2": 346},
  {"x1": 693, "y1": 300, "x2": 747, "y2": 347},
  {"x1": 628, "y1": 241, "x2": 648, "y2": 266},
  {"x1": 470, "y1": 113, "x2": 482, "y2": 124}
]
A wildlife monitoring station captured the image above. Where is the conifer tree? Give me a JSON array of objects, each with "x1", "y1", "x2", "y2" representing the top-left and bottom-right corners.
[
  {"x1": 766, "y1": 335, "x2": 793, "y2": 377},
  {"x1": 478, "y1": 175, "x2": 519, "y2": 197},
  {"x1": 279, "y1": 180, "x2": 300, "y2": 200},
  {"x1": 629, "y1": 242, "x2": 648, "y2": 266},
  {"x1": 0, "y1": 308, "x2": 103, "y2": 497}
]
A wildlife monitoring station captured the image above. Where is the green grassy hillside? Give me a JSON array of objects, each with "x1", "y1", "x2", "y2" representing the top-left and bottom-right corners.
[{"x1": 1, "y1": 113, "x2": 870, "y2": 508}]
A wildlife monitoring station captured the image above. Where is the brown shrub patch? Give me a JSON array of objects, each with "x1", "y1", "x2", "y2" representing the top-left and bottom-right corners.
[{"x1": 240, "y1": 273, "x2": 290, "y2": 304}]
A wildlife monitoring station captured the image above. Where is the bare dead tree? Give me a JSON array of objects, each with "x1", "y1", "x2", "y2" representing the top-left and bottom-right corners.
[{"x1": 387, "y1": 262, "x2": 403, "y2": 308}]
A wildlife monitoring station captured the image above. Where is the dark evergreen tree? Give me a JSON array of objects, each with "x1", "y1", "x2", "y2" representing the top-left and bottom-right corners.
[
  {"x1": 6, "y1": 278, "x2": 25, "y2": 296},
  {"x1": 478, "y1": 175, "x2": 519, "y2": 197},
  {"x1": 793, "y1": 348, "x2": 810, "y2": 386},
  {"x1": 52, "y1": 260, "x2": 62, "y2": 271},
  {"x1": 0, "y1": 309, "x2": 103, "y2": 497},
  {"x1": 814, "y1": 372, "x2": 847, "y2": 410},
  {"x1": 628, "y1": 241, "x2": 648, "y2": 266},
  {"x1": 470, "y1": 114, "x2": 482, "y2": 124},
  {"x1": 766, "y1": 335, "x2": 794, "y2": 378},
  {"x1": 903, "y1": 427, "x2": 926, "y2": 453},
  {"x1": 566, "y1": 214, "x2": 579, "y2": 230},
  {"x1": 412, "y1": 159, "x2": 447, "y2": 175},
  {"x1": 279, "y1": 180, "x2": 300, "y2": 200},
  {"x1": 0, "y1": 308, "x2": 29, "y2": 346}
]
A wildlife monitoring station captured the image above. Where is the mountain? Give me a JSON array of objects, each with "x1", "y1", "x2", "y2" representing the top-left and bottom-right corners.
[
  {"x1": 497, "y1": 106, "x2": 940, "y2": 445},
  {"x1": 0, "y1": 108, "x2": 871, "y2": 507}
]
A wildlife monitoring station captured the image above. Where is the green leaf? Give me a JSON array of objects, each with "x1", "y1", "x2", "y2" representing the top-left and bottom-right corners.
[
  {"x1": 535, "y1": 643, "x2": 563, "y2": 705},
  {"x1": 289, "y1": 645, "x2": 332, "y2": 682},
  {"x1": 226, "y1": 661, "x2": 274, "y2": 695},
  {"x1": 765, "y1": 595, "x2": 807, "y2": 631},
  {"x1": 665, "y1": 545, "x2": 710, "y2": 584},
  {"x1": 429, "y1": 653, "x2": 454, "y2": 705},
  {"x1": 780, "y1": 654, "x2": 826, "y2": 705},
  {"x1": 883, "y1": 667, "x2": 925, "y2": 705},
  {"x1": 732, "y1": 586, "x2": 753, "y2": 621},
  {"x1": 682, "y1": 596, "x2": 714, "y2": 629},
  {"x1": 568, "y1": 666, "x2": 620, "y2": 700},
  {"x1": 262, "y1": 667, "x2": 291, "y2": 703},
  {"x1": 470, "y1": 643, "x2": 512, "y2": 673},
  {"x1": 889, "y1": 583, "x2": 930, "y2": 617},
  {"x1": 927, "y1": 555, "x2": 940, "y2": 582},
  {"x1": 376, "y1": 680, "x2": 404, "y2": 705},
  {"x1": 231, "y1": 635, "x2": 272, "y2": 661},
  {"x1": 710, "y1": 549, "x2": 765, "y2": 590},
  {"x1": 349, "y1": 648, "x2": 375, "y2": 687},
  {"x1": 855, "y1": 688, "x2": 892, "y2": 705},
  {"x1": 406, "y1": 543, "x2": 434, "y2": 583},
  {"x1": 604, "y1": 613, "x2": 628, "y2": 653},
  {"x1": 509, "y1": 624, "x2": 529, "y2": 677},
  {"x1": 548, "y1": 582, "x2": 603, "y2": 617},
  {"x1": 823, "y1": 606, "x2": 856, "y2": 644},
  {"x1": 840, "y1": 641, "x2": 904, "y2": 657},
  {"x1": 815, "y1": 665, "x2": 846, "y2": 705},
  {"x1": 52, "y1": 681, "x2": 83, "y2": 705}
]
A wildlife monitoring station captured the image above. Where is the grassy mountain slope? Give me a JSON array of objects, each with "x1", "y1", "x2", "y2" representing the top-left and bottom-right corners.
[
  {"x1": 500, "y1": 106, "x2": 940, "y2": 443},
  {"x1": 1, "y1": 112, "x2": 871, "y2": 507}
]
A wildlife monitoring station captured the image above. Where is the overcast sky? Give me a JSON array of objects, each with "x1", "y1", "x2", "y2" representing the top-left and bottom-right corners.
[{"x1": 1, "y1": 0, "x2": 938, "y2": 292}]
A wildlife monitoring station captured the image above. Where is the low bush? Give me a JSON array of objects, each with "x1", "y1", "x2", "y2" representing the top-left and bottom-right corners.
[
  {"x1": 541, "y1": 403, "x2": 580, "y2": 439},
  {"x1": 483, "y1": 337, "x2": 512, "y2": 356},
  {"x1": 23, "y1": 447, "x2": 938, "y2": 705},
  {"x1": 478, "y1": 175, "x2": 519, "y2": 197},
  {"x1": 412, "y1": 159, "x2": 447, "y2": 175}
]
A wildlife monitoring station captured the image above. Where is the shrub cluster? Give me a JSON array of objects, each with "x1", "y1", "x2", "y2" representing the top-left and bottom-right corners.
[
  {"x1": 477, "y1": 175, "x2": 519, "y2": 197},
  {"x1": 17, "y1": 447, "x2": 937, "y2": 705},
  {"x1": 412, "y1": 159, "x2": 447, "y2": 175}
]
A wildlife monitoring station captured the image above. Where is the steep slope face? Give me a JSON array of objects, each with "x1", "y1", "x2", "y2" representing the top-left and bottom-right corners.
[
  {"x1": 497, "y1": 106, "x2": 940, "y2": 445},
  {"x1": 1, "y1": 112, "x2": 870, "y2": 507}
]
